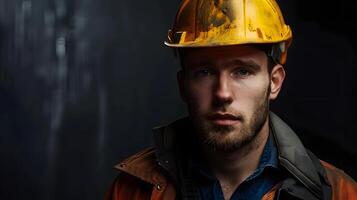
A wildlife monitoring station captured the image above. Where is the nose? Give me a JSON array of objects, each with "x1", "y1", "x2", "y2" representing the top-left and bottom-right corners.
[{"x1": 213, "y1": 74, "x2": 233, "y2": 107}]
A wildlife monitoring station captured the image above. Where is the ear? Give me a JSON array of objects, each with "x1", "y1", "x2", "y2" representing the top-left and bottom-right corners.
[
  {"x1": 269, "y1": 64, "x2": 285, "y2": 100},
  {"x1": 177, "y1": 70, "x2": 187, "y2": 102}
]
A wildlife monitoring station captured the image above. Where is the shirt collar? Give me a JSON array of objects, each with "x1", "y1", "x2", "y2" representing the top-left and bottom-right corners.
[
  {"x1": 245, "y1": 132, "x2": 279, "y2": 181},
  {"x1": 258, "y1": 131, "x2": 279, "y2": 169}
]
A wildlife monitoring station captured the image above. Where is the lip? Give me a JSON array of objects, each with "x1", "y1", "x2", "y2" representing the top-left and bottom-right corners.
[{"x1": 207, "y1": 113, "x2": 241, "y2": 126}]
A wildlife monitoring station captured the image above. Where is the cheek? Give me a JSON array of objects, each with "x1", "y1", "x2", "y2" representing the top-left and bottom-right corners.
[
  {"x1": 243, "y1": 74, "x2": 269, "y2": 94},
  {"x1": 186, "y1": 81, "x2": 212, "y2": 111},
  {"x1": 232, "y1": 77, "x2": 270, "y2": 108}
]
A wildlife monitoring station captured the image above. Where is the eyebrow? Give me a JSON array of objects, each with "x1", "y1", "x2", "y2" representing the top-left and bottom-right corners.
[
  {"x1": 228, "y1": 59, "x2": 262, "y2": 71},
  {"x1": 185, "y1": 58, "x2": 262, "y2": 71}
]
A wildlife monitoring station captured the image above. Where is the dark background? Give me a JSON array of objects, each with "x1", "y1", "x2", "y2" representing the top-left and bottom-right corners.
[{"x1": 0, "y1": 0, "x2": 356, "y2": 199}]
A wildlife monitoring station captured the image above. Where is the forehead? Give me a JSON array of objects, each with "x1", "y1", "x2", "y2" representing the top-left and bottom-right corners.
[{"x1": 181, "y1": 45, "x2": 268, "y2": 69}]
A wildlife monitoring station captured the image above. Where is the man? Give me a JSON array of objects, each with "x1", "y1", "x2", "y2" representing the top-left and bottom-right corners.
[{"x1": 106, "y1": 0, "x2": 357, "y2": 199}]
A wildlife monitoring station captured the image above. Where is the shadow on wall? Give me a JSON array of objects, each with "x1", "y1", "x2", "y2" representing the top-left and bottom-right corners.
[
  {"x1": 297, "y1": 0, "x2": 357, "y2": 48},
  {"x1": 295, "y1": 0, "x2": 357, "y2": 175},
  {"x1": 0, "y1": 31, "x2": 44, "y2": 199}
]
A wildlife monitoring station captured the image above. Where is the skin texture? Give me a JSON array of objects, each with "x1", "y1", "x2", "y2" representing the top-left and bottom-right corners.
[{"x1": 177, "y1": 45, "x2": 285, "y2": 199}]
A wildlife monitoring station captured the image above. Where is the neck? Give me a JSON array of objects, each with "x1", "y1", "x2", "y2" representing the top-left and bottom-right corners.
[{"x1": 202, "y1": 117, "x2": 270, "y2": 186}]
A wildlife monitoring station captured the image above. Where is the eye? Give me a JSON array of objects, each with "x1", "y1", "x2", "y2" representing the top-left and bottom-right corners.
[
  {"x1": 233, "y1": 68, "x2": 251, "y2": 77},
  {"x1": 193, "y1": 68, "x2": 214, "y2": 78}
]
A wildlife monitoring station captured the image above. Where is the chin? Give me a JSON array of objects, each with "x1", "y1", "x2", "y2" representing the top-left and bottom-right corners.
[{"x1": 203, "y1": 129, "x2": 250, "y2": 150}]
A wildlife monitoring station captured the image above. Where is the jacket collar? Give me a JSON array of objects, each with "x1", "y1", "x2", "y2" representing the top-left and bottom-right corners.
[
  {"x1": 269, "y1": 112, "x2": 323, "y2": 199},
  {"x1": 115, "y1": 147, "x2": 168, "y2": 186}
]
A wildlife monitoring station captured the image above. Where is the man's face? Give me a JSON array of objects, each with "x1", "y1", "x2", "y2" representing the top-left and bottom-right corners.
[{"x1": 178, "y1": 45, "x2": 284, "y2": 152}]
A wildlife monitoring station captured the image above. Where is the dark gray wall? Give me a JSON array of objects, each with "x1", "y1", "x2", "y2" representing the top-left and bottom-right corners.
[{"x1": 0, "y1": 0, "x2": 356, "y2": 199}]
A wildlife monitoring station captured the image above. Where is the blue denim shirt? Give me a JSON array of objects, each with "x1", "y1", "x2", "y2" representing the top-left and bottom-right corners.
[{"x1": 193, "y1": 134, "x2": 282, "y2": 200}]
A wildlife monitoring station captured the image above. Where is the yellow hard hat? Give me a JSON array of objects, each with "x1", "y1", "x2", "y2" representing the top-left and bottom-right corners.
[{"x1": 165, "y1": 0, "x2": 292, "y2": 64}]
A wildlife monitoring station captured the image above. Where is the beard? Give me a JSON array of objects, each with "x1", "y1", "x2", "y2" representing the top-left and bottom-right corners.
[{"x1": 191, "y1": 88, "x2": 270, "y2": 153}]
